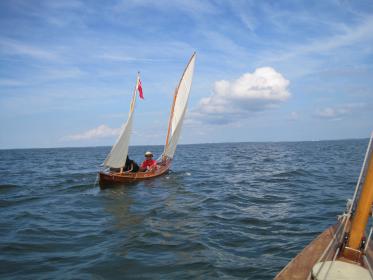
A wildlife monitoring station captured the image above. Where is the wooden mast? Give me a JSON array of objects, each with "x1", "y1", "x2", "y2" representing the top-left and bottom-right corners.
[
  {"x1": 120, "y1": 73, "x2": 138, "y2": 173},
  {"x1": 131, "y1": 72, "x2": 139, "y2": 112},
  {"x1": 343, "y1": 145, "x2": 373, "y2": 261},
  {"x1": 163, "y1": 52, "x2": 196, "y2": 156},
  {"x1": 165, "y1": 87, "x2": 178, "y2": 150},
  {"x1": 103, "y1": 72, "x2": 139, "y2": 169},
  {"x1": 275, "y1": 134, "x2": 373, "y2": 279}
]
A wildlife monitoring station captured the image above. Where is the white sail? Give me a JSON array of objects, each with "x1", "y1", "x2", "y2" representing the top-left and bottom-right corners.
[
  {"x1": 103, "y1": 79, "x2": 138, "y2": 168},
  {"x1": 163, "y1": 53, "x2": 196, "y2": 159}
]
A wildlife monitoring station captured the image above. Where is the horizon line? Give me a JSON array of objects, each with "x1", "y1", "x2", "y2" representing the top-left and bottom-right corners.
[{"x1": 0, "y1": 136, "x2": 369, "y2": 151}]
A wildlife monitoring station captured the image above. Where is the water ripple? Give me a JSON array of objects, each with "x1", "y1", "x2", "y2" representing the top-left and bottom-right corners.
[{"x1": 0, "y1": 140, "x2": 368, "y2": 279}]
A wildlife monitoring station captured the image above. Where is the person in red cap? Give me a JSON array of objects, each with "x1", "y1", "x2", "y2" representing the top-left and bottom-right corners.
[{"x1": 140, "y1": 151, "x2": 158, "y2": 172}]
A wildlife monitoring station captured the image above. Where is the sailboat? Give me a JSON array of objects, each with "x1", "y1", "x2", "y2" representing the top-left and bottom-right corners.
[
  {"x1": 275, "y1": 133, "x2": 373, "y2": 279},
  {"x1": 99, "y1": 53, "x2": 196, "y2": 185}
]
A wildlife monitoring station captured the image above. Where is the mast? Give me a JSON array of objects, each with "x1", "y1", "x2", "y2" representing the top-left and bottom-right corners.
[
  {"x1": 103, "y1": 73, "x2": 139, "y2": 168},
  {"x1": 274, "y1": 134, "x2": 373, "y2": 279},
  {"x1": 165, "y1": 87, "x2": 178, "y2": 150},
  {"x1": 129, "y1": 73, "x2": 138, "y2": 112},
  {"x1": 343, "y1": 137, "x2": 373, "y2": 260}
]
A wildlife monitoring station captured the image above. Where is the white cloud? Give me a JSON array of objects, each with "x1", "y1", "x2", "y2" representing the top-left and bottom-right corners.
[
  {"x1": 259, "y1": 15, "x2": 373, "y2": 65},
  {"x1": 228, "y1": 1, "x2": 256, "y2": 32},
  {"x1": 98, "y1": 53, "x2": 165, "y2": 63},
  {"x1": 0, "y1": 38, "x2": 58, "y2": 61},
  {"x1": 191, "y1": 67, "x2": 290, "y2": 124},
  {"x1": 0, "y1": 67, "x2": 85, "y2": 88},
  {"x1": 43, "y1": 67, "x2": 85, "y2": 80},
  {"x1": 301, "y1": 16, "x2": 373, "y2": 54},
  {"x1": 114, "y1": 0, "x2": 217, "y2": 17},
  {"x1": 315, "y1": 103, "x2": 366, "y2": 120},
  {"x1": 66, "y1": 125, "x2": 121, "y2": 140}
]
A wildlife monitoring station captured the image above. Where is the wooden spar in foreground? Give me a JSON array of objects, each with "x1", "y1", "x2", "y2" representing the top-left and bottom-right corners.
[
  {"x1": 275, "y1": 133, "x2": 373, "y2": 280},
  {"x1": 347, "y1": 151, "x2": 373, "y2": 251},
  {"x1": 99, "y1": 53, "x2": 196, "y2": 186}
]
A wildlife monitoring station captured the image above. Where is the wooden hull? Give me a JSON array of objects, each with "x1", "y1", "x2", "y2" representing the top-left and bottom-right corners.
[
  {"x1": 275, "y1": 224, "x2": 341, "y2": 280},
  {"x1": 99, "y1": 160, "x2": 171, "y2": 187},
  {"x1": 276, "y1": 136, "x2": 373, "y2": 279},
  {"x1": 275, "y1": 222, "x2": 373, "y2": 279}
]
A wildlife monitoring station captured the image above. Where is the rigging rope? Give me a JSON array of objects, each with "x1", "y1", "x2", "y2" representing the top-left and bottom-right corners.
[
  {"x1": 349, "y1": 133, "x2": 373, "y2": 214},
  {"x1": 309, "y1": 214, "x2": 348, "y2": 279},
  {"x1": 310, "y1": 132, "x2": 373, "y2": 279},
  {"x1": 364, "y1": 255, "x2": 373, "y2": 279}
]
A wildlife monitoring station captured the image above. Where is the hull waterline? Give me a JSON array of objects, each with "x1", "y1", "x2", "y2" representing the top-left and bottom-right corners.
[{"x1": 99, "y1": 160, "x2": 171, "y2": 187}]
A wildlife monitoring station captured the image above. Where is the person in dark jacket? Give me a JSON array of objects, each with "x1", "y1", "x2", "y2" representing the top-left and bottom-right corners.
[{"x1": 123, "y1": 155, "x2": 139, "y2": 173}]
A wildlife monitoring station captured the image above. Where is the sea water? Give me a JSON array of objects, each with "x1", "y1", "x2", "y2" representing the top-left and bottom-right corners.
[{"x1": 0, "y1": 139, "x2": 368, "y2": 279}]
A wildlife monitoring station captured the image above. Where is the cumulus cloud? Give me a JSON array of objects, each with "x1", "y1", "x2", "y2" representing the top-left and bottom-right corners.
[
  {"x1": 314, "y1": 103, "x2": 366, "y2": 120},
  {"x1": 66, "y1": 125, "x2": 120, "y2": 140},
  {"x1": 191, "y1": 67, "x2": 290, "y2": 124}
]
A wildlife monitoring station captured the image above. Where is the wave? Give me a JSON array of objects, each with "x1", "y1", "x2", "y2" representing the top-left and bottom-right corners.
[
  {"x1": 0, "y1": 140, "x2": 366, "y2": 279},
  {"x1": 0, "y1": 184, "x2": 19, "y2": 192}
]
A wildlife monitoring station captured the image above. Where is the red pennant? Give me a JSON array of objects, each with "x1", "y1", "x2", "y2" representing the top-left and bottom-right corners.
[{"x1": 137, "y1": 79, "x2": 144, "y2": 99}]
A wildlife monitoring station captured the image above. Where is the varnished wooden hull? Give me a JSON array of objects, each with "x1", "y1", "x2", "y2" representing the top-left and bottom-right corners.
[
  {"x1": 275, "y1": 224, "x2": 340, "y2": 280},
  {"x1": 275, "y1": 222, "x2": 373, "y2": 279},
  {"x1": 276, "y1": 135, "x2": 373, "y2": 279},
  {"x1": 99, "y1": 160, "x2": 171, "y2": 187}
]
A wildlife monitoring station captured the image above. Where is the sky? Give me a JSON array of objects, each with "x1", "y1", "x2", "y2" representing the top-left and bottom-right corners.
[{"x1": 0, "y1": 0, "x2": 372, "y2": 149}]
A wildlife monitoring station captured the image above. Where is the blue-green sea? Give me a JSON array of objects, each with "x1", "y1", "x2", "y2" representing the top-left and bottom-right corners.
[{"x1": 0, "y1": 139, "x2": 368, "y2": 279}]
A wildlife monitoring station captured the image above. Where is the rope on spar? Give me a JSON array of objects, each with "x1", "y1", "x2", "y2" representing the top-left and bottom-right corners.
[
  {"x1": 336, "y1": 135, "x2": 373, "y2": 260},
  {"x1": 363, "y1": 254, "x2": 373, "y2": 279},
  {"x1": 365, "y1": 226, "x2": 373, "y2": 254},
  {"x1": 319, "y1": 234, "x2": 346, "y2": 280},
  {"x1": 349, "y1": 133, "x2": 373, "y2": 215},
  {"x1": 364, "y1": 214, "x2": 373, "y2": 277},
  {"x1": 340, "y1": 133, "x2": 373, "y2": 244},
  {"x1": 321, "y1": 244, "x2": 343, "y2": 280},
  {"x1": 308, "y1": 214, "x2": 349, "y2": 280},
  {"x1": 343, "y1": 133, "x2": 373, "y2": 278},
  {"x1": 312, "y1": 132, "x2": 373, "y2": 280}
]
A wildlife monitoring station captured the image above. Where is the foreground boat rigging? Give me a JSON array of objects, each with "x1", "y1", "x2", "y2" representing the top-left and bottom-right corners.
[
  {"x1": 99, "y1": 53, "x2": 196, "y2": 187},
  {"x1": 276, "y1": 133, "x2": 373, "y2": 280}
]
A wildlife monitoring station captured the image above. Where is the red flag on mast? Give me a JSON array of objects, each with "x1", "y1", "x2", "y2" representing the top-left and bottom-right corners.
[{"x1": 137, "y1": 78, "x2": 144, "y2": 99}]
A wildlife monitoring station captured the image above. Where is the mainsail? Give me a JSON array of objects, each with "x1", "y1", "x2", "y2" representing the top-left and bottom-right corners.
[
  {"x1": 103, "y1": 76, "x2": 139, "y2": 168},
  {"x1": 163, "y1": 53, "x2": 196, "y2": 159}
]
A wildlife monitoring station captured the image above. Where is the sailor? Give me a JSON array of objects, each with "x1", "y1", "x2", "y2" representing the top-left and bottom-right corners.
[
  {"x1": 123, "y1": 155, "x2": 139, "y2": 173},
  {"x1": 140, "y1": 151, "x2": 158, "y2": 172}
]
